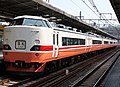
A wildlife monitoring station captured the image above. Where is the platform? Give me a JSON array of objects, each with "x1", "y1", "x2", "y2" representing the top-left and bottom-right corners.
[{"x1": 102, "y1": 56, "x2": 120, "y2": 87}]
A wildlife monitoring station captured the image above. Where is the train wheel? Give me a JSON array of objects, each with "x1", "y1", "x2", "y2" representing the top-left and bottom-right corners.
[
  {"x1": 44, "y1": 63, "x2": 51, "y2": 74},
  {"x1": 44, "y1": 62, "x2": 57, "y2": 74}
]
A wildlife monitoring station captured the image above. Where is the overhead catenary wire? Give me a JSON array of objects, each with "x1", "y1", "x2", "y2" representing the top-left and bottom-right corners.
[
  {"x1": 70, "y1": 0, "x2": 93, "y2": 18},
  {"x1": 81, "y1": 0, "x2": 100, "y2": 18},
  {"x1": 70, "y1": 0, "x2": 105, "y2": 25},
  {"x1": 79, "y1": 0, "x2": 106, "y2": 25},
  {"x1": 88, "y1": 0, "x2": 120, "y2": 36}
]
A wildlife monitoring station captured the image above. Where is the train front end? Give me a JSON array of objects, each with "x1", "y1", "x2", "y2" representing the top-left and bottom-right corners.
[{"x1": 3, "y1": 16, "x2": 53, "y2": 75}]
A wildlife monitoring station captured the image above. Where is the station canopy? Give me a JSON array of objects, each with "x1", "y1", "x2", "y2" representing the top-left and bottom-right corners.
[
  {"x1": 110, "y1": 0, "x2": 120, "y2": 23},
  {"x1": 0, "y1": 0, "x2": 117, "y2": 39}
]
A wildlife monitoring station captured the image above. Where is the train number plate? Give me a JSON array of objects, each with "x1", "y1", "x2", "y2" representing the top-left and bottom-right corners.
[{"x1": 15, "y1": 40, "x2": 26, "y2": 49}]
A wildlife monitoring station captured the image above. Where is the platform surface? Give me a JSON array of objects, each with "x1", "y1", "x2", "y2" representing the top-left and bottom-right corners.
[{"x1": 102, "y1": 56, "x2": 120, "y2": 87}]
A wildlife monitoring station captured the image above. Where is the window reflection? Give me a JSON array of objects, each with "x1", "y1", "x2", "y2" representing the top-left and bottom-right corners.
[
  {"x1": 13, "y1": 18, "x2": 51, "y2": 28},
  {"x1": 62, "y1": 37, "x2": 85, "y2": 46}
]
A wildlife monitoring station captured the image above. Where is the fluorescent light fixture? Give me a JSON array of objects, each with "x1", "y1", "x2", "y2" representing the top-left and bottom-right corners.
[
  {"x1": 44, "y1": 14, "x2": 50, "y2": 17},
  {"x1": 57, "y1": 19, "x2": 62, "y2": 21},
  {"x1": 50, "y1": 17, "x2": 56, "y2": 19}
]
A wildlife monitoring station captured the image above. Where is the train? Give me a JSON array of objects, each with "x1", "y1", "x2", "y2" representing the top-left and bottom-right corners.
[{"x1": 3, "y1": 15, "x2": 118, "y2": 75}]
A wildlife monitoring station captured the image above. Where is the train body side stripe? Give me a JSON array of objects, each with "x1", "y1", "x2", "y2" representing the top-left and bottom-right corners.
[{"x1": 39, "y1": 45, "x2": 92, "y2": 51}]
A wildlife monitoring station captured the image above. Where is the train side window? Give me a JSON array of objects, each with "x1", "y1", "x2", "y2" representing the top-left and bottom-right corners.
[
  {"x1": 62, "y1": 37, "x2": 67, "y2": 46},
  {"x1": 80, "y1": 39, "x2": 85, "y2": 45},
  {"x1": 78, "y1": 40, "x2": 81, "y2": 45},
  {"x1": 104, "y1": 41, "x2": 108, "y2": 44},
  {"x1": 67, "y1": 38, "x2": 70, "y2": 45},
  {"x1": 62, "y1": 37, "x2": 85, "y2": 46},
  {"x1": 92, "y1": 40, "x2": 102, "y2": 44},
  {"x1": 70, "y1": 38, "x2": 73, "y2": 45},
  {"x1": 73, "y1": 39, "x2": 78, "y2": 45}
]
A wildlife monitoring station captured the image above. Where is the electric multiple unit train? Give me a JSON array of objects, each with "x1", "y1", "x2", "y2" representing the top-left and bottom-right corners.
[{"x1": 3, "y1": 15, "x2": 118, "y2": 74}]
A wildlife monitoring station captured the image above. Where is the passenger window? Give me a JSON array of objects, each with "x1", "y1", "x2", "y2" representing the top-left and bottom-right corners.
[{"x1": 62, "y1": 37, "x2": 85, "y2": 46}]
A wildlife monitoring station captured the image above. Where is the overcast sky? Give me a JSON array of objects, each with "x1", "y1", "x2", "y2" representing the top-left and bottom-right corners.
[{"x1": 49, "y1": 0, "x2": 119, "y2": 24}]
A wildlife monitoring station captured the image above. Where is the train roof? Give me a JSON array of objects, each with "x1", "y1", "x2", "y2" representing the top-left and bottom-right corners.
[{"x1": 14, "y1": 15, "x2": 47, "y2": 21}]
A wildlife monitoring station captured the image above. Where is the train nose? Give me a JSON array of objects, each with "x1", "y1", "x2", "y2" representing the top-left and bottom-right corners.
[{"x1": 15, "y1": 40, "x2": 26, "y2": 50}]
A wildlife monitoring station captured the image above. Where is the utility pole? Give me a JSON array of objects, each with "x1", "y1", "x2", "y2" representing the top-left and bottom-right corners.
[
  {"x1": 42, "y1": 0, "x2": 50, "y2": 3},
  {"x1": 80, "y1": 11, "x2": 82, "y2": 19}
]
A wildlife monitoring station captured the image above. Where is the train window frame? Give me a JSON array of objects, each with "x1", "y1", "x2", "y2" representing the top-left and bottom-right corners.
[
  {"x1": 43, "y1": 20, "x2": 51, "y2": 28},
  {"x1": 23, "y1": 18, "x2": 45, "y2": 27},
  {"x1": 13, "y1": 18, "x2": 24, "y2": 25},
  {"x1": 62, "y1": 37, "x2": 85, "y2": 46},
  {"x1": 104, "y1": 41, "x2": 109, "y2": 44},
  {"x1": 14, "y1": 18, "x2": 51, "y2": 28},
  {"x1": 92, "y1": 40, "x2": 102, "y2": 44},
  {"x1": 110, "y1": 42, "x2": 113, "y2": 44}
]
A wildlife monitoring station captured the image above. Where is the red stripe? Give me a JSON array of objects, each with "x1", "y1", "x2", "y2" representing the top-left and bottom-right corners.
[
  {"x1": 39, "y1": 45, "x2": 115, "y2": 51},
  {"x1": 40, "y1": 45, "x2": 88, "y2": 51},
  {"x1": 40, "y1": 46, "x2": 53, "y2": 51},
  {"x1": 59, "y1": 46, "x2": 87, "y2": 50}
]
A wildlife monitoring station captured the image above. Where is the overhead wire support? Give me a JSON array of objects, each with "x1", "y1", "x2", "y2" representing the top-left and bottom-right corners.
[
  {"x1": 80, "y1": 0, "x2": 119, "y2": 38},
  {"x1": 70, "y1": 0, "x2": 98, "y2": 24},
  {"x1": 88, "y1": 0, "x2": 120, "y2": 36},
  {"x1": 81, "y1": 0, "x2": 100, "y2": 18}
]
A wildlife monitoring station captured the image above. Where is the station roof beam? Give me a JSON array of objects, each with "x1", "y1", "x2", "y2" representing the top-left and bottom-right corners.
[
  {"x1": 110, "y1": 0, "x2": 120, "y2": 23},
  {"x1": 0, "y1": 0, "x2": 117, "y2": 39}
]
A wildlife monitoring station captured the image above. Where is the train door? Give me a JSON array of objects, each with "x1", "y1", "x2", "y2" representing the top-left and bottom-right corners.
[
  {"x1": 52, "y1": 31, "x2": 59, "y2": 58},
  {"x1": 0, "y1": 32, "x2": 3, "y2": 51},
  {"x1": 86, "y1": 35, "x2": 92, "y2": 52}
]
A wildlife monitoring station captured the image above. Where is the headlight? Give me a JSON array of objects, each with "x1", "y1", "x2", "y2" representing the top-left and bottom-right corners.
[{"x1": 35, "y1": 39, "x2": 40, "y2": 44}]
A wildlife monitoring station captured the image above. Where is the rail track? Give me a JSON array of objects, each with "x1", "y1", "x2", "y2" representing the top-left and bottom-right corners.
[
  {"x1": 0, "y1": 75, "x2": 33, "y2": 87},
  {"x1": 70, "y1": 49, "x2": 120, "y2": 87},
  {"x1": 6, "y1": 47, "x2": 119, "y2": 87}
]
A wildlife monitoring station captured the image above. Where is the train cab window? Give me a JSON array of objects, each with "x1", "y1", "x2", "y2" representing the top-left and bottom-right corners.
[
  {"x1": 14, "y1": 18, "x2": 50, "y2": 28},
  {"x1": 23, "y1": 19, "x2": 45, "y2": 27},
  {"x1": 13, "y1": 18, "x2": 24, "y2": 25},
  {"x1": 43, "y1": 20, "x2": 51, "y2": 28}
]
